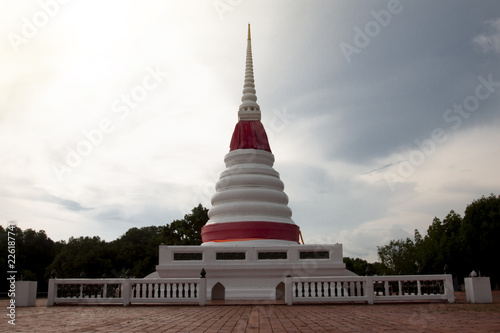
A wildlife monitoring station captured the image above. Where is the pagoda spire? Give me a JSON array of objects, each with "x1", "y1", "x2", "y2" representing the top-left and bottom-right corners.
[
  {"x1": 201, "y1": 25, "x2": 299, "y2": 246},
  {"x1": 238, "y1": 23, "x2": 261, "y2": 121}
]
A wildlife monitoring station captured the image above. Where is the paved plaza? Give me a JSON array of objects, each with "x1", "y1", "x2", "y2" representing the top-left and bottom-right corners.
[{"x1": 2, "y1": 291, "x2": 499, "y2": 332}]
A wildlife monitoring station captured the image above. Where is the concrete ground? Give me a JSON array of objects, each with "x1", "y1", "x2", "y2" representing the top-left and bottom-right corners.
[{"x1": 1, "y1": 291, "x2": 499, "y2": 332}]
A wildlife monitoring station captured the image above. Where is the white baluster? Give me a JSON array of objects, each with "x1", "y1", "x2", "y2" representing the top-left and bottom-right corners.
[
  {"x1": 166, "y1": 283, "x2": 171, "y2": 298},
  {"x1": 160, "y1": 283, "x2": 165, "y2": 298}
]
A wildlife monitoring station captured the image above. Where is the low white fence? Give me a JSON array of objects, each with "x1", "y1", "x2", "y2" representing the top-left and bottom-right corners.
[
  {"x1": 47, "y1": 278, "x2": 207, "y2": 306},
  {"x1": 47, "y1": 274, "x2": 454, "y2": 306},
  {"x1": 285, "y1": 274, "x2": 454, "y2": 305}
]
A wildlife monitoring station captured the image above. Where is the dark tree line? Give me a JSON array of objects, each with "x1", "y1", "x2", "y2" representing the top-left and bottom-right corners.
[
  {"x1": 0, "y1": 205, "x2": 208, "y2": 294},
  {"x1": 377, "y1": 194, "x2": 500, "y2": 288},
  {"x1": 1, "y1": 195, "x2": 498, "y2": 294},
  {"x1": 0, "y1": 227, "x2": 62, "y2": 293}
]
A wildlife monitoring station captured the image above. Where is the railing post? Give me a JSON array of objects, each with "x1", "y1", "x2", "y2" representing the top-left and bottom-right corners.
[
  {"x1": 365, "y1": 276, "x2": 374, "y2": 305},
  {"x1": 285, "y1": 275, "x2": 292, "y2": 306},
  {"x1": 199, "y1": 279, "x2": 207, "y2": 306},
  {"x1": 122, "y1": 280, "x2": 131, "y2": 306},
  {"x1": 444, "y1": 274, "x2": 455, "y2": 303},
  {"x1": 47, "y1": 278, "x2": 56, "y2": 306},
  {"x1": 199, "y1": 269, "x2": 207, "y2": 306}
]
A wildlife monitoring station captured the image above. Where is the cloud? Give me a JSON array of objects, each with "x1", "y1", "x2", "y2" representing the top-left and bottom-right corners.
[
  {"x1": 1, "y1": 1, "x2": 499, "y2": 262},
  {"x1": 50, "y1": 196, "x2": 93, "y2": 212},
  {"x1": 306, "y1": 222, "x2": 413, "y2": 262},
  {"x1": 474, "y1": 18, "x2": 500, "y2": 54}
]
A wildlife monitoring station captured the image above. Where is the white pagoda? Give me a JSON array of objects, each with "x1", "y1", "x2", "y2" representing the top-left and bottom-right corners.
[{"x1": 154, "y1": 25, "x2": 355, "y2": 300}]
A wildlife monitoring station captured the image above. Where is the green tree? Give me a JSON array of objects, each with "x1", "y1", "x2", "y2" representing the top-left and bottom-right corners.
[
  {"x1": 461, "y1": 194, "x2": 500, "y2": 286},
  {"x1": 344, "y1": 257, "x2": 369, "y2": 276},
  {"x1": 17, "y1": 229, "x2": 58, "y2": 291},
  {"x1": 377, "y1": 233, "x2": 419, "y2": 275},
  {"x1": 46, "y1": 236, "x2": 112, "y2": 278},
  {"x1": 0, "y1": 225, "x2": 61, "y2": 293},
  {"x1": 161, "y1": 204, "x2": 208, "y2": 245},
  {"x1": 377, "y1": 194, "x2": 499, "y2": 288},
  {"x1": 344, "y1": 257, "x2": 387, "y2": 276},
  {"x1": 109, "y1": 226, "x2": 163, "y2": 277},
  {"x1": 0, "y1": 225, "x2": 11, "y2": 293},
  {"x1": 418, "y1": 211, "x2": 463, "y2": 276}
]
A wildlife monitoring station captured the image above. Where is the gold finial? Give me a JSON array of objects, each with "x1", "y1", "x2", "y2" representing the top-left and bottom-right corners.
[{"x1": 248, "y1": 23, "x2": 251, "y2": 40}]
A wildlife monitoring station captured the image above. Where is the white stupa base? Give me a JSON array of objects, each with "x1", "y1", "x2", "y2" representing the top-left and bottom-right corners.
[{"x1": 153, "y1": 243, "x2": 356, "y2": 301}]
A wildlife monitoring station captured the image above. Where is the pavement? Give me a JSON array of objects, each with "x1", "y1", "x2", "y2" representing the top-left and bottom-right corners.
[{"x1": 1, "y1": 291, "x2": 499, "y2": 333}]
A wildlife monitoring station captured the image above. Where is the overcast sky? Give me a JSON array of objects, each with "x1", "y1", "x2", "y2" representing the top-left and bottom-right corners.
[{"x1": 1, "y1": 0, "x2": 499, "y2": 262}]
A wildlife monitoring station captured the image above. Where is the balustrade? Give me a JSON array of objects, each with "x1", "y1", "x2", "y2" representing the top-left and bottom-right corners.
[
  {"x1": 48, "y1": 274, "x2": 453, "y2": 306},
  {"x1": 285, "y1": 275, "x2": 454, "y2": 305},
  {"x1": 48, "y1": 277, "x2": 206, "y2": 306}
]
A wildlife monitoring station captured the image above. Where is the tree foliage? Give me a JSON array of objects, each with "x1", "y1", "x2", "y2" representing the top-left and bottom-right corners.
[
  {"x1": 1, "y1": 204, "x2": 209, "y2": 293},
  {"x1": 109, "y1": 226, "x2": 163, "y2": 278},
  {"x1": 3, "y1": 195, "x2": 499, "y2": 294},
  {"x1": 377, "y1": 234, "x2": 420, "y2": 275},
  {"x1": 378, "y1": 194, "x2": 500, "y2": 287},
  {"x1": 0, "y1": 226, "x2": 61, "y2": 292},
  {"x1": 344, "y1": 257, "x2": 387, "y2": 276},
  {"x1": 46, "y1": 226, "x2": 165, "y2": 279},
  {"x1": 161, "y1": 204, "x2": 208, "y2": 245},
  {"x1": 461, "y1": 194, "x2": 500, "y2": 281},
  {"x1": 46, "y1": 236, "x2": 112, "y2": 279}
]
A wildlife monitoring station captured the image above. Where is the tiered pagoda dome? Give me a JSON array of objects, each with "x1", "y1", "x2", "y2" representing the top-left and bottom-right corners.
[{"x1": 201, "y1": 25, "x2": 300, "y2": 246}]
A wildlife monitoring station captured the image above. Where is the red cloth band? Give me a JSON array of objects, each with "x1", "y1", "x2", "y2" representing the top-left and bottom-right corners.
[
  {"x1": 201, "y1": 221, "x2": 299, "y2": 243},
  {"x1": 230, "y1": 121, "x2": 272, "y2": 153}
]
